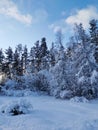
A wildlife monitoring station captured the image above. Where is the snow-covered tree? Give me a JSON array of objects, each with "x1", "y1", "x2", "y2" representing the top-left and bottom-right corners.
[
  {"x1": 89, "y1": 19, "x2": 98, "y2": 44},
  {"x1": 40, "y1": 37, "x2": 49, "y2": 70},
  {"x1": 13, "y1": 48, "x2": 21, "y2": 76},
  {"x1": 89, "y1": 19, "x2": 98, "y2": 63},
  {"x1": 22, "y1": 45, "x2": 28, "y2": 73},
  {"x1": 33, "y1": 41, "x2": 41, "y2": 72},
  {"x1": 55, "y1": 29, "x2": 64, "y2": 50},
  {"x1": 5, "y1": 47, "x2": 13, "y2": 78},
  {"x1": 0, "y1": 49, "x2": 5, "y2": 73},
  {"x1": 40, "y1": 37, "x2": 48, "y2": 58}
]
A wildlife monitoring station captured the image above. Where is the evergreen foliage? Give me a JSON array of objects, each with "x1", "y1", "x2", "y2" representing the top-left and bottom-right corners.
[{"x1": 0, "y1": 19, "x2": 98, "y2": 99}]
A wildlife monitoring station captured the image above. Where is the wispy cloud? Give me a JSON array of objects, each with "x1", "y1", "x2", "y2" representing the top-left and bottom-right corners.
[
  {"x1": 0, "y1": 0, "x2": 32, "y2": 25},
  {"x1": 65, "y1": 6, "x2": 98, "y2": 29},
  {"x1": 50, "y1": 5, "x2": 98, "y2": 35}
]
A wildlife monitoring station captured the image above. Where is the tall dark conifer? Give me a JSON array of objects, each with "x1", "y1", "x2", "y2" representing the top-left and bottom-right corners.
[
  {"x1": 89, "y1": 19, "x2": 98, "y2": 63},
  {"x1": 5, "y1": 47, "x2": 13, "y2": 78},
  {"x1": 0, "y1": 49, "x2": 5, "y2": 73}
]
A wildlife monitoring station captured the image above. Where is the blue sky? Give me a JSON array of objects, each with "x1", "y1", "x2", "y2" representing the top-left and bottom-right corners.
[{"x1": 0, "y1": 0, "x2": 98, "y2": 50}]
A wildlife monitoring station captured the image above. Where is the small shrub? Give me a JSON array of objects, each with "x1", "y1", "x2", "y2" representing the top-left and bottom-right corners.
[{"x1": 0, "y1": 99, "x2": 33, "y2": 116}]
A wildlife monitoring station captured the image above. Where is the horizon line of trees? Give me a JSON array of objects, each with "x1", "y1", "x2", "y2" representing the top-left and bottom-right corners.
[{"x1": 0, "y1": 19, "x2": 98, "y2": 99}]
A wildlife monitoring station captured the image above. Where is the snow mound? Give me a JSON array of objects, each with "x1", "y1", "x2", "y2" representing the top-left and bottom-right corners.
[
  {"x1": 60, "y1": 90, "x2": 73, "y2": 99},
  {"x1": 70, "y1": 96, "x2": 89, "y2": 103},
  {"x1": 0, "y1": 99, "x2": 33, "y2": 116}
]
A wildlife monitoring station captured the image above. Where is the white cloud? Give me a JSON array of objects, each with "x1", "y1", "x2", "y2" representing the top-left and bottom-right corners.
[
  {"x1": 65, "y1": 6, "x2": 98, "y2": 29},
  {"x1": 0, "y1": 0, "x2": 32, "y2": 25}
]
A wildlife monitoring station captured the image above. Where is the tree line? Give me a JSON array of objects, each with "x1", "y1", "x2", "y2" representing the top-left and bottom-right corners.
[{"x1": 0, "y1": 19, "x2": 98, "y2": 99}]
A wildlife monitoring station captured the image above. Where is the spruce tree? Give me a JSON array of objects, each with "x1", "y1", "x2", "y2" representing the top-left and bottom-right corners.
[
  {"x1": 89, "y1": 19, "x2": 98, "y2": 44},
  {"x1": 22, "y1": 45, "x2": 28, "y2": 73},
  {"x1": 0, "y1": 49, "x2": 5, "y2": 73},
  {"x1": 89, "y1": 19, "x2": 98, "y2": 63},
  {"x1": 5, "y1": 47, "x2": 13, "y2": 78},
  {"x1": 40, "y1": 37, "x2": 49, "y2": 70},
  {"x1": 13, "y1": 49, "x2": 21, "y2": 76},
  {"x1": 40, "y1": 37, "x2": 47, "y2": 57}
]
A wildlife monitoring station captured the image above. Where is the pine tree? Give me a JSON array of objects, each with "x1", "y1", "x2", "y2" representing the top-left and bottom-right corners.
[
  {"x1": 55, "y1": 30, "x2": 64, "y2": 63},
  {"x1": 73, "y1": 23, "x2": 95, "y2": 67},
  {"x1": 16, "y1": 44, "x2": 23, "y2": 58},
  {"x1": 49, "y1": 42, "x2": 56, "y2": 66},
  {"x1": 5, "y1": 47, "x2": 13, "y2": 78},
  {"x1": 34, "y1": 40, "x2": 41, "y2": 72},
  {"x1": 89, "y1": 19, "x2": 98, "y2": 44},
  {"x1": 0, "y1": 49, "x2": 5, "y2": 73},
  {"x1": 40, "y1": 37, "x2": 49, "y2": 70},
  {"x1": 69, "y1": 23, "x2": 98, "y2": 99},
  {"x1": 22, "y1": 45, "x2": 28, "y2": 73},
  {"x1": 29, "y1": 47, "x2": 36, "y2": 73},
  {"x1": 55, "y1": 29, "x2": 64, "y2": 51},
  {"x1": 89, "y1": 19, "x2": 98, "y2": 63},
  {"x1": 40, "y1": 37, "x2": 47, "y2": 58},
  {"x1": 13, "y1": 49, "x2": 21, "y2": 76},
  {"x1": 74, "y1": 23, "x2": 89, "y2": 43}
]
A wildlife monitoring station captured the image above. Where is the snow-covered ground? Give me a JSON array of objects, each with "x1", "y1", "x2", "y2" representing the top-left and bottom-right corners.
[{"x1": 0, "y1": 94, "x2": 98, "y2": 130}]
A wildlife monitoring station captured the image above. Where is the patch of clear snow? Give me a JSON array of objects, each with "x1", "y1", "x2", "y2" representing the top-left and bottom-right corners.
[{"x1": 0, "y1": 95, "x2": 98, "y2": 130}]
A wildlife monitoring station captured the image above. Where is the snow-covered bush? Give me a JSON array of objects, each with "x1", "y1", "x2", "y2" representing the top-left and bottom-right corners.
[
  {"x1": 19, "y1": 71, "x2": 50, "y2": 93},
  {"x1": 1, "y1": 89, "x2": 34, "y2": 97},
  {"x1": 38, "y1": 69, "x2": 56, "y2": 95},
  {"x1": 59, "y1": 90, "x2": 73, "y2": 99},
  {"x1": 77, "y1": 69, "x2": 98, "y2": 99},
  {"x1": 36, "y1": 73, "x2": 49, "y2": 92},
  {"x1": 0, "y1": 79, "x2": 18, "y2": 95},
  {"x1": 2, "y1": 77, "x2": 27, "y2": 91},
  {"x1": 25, "y1": 72, "x2": 49, "y2": 93},
  {"x1": 2, "y1": 89, "x2": 24, "y2": 96},
  {"x1": 0, "y1": 99, "x2": 33, "y2": 115},
  {"x1": 3, "y1": 79, "x2": 17, "y2": 90},
  {"x1": 1, "y1": 77, "x2": 28, "y2": 95},
  {"x1": 22, "y1": 74, "x2": 39, "y2": 91},
  {"x1": 70, "y1": 96, "x2": 89, "y2": 103},
  {"x1": 49, "y1": 59, "x2": 68, "y2": 97},
  {"x1": 49, "y1": 57, "x2": 78, "y2": 99},
  {"x1": 1, "y1": 71, "x2": 50, "y2": 96}
]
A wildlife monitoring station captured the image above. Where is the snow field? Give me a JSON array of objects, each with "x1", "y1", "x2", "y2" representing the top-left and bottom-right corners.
[{"x1": 0, "y1": 95, "x2": 98, "y2": 130}]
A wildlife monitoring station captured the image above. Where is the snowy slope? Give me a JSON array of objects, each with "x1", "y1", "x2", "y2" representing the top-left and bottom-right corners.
[{"x1": 0, "y1": 94, "x2": 98, "y2": 130}]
